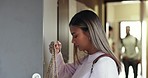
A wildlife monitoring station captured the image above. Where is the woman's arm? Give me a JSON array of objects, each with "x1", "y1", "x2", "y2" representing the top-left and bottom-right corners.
[
  {"x1": 56, "y1": 52, "x2": 79, "y2": 78},
  {"x1": 49, "y1": 41, "x2": 80, "y2": 78}
]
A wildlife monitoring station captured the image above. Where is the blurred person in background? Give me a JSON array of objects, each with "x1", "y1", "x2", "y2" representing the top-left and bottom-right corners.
[
  {"x1": 108, "y1": 26, "x2": 115, "y2": 52},
  {"x1": 120, "y1": 26, "x2": 141, "y2": 78}
]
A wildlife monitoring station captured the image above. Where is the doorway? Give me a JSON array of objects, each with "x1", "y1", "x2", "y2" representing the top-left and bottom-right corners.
[{"x1": 105, "y1": 0, "x2": 147, "y2": 78}]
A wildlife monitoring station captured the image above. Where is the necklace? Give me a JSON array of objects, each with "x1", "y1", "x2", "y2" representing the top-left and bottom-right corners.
[{"x1": 46, "y1": 41, "x2": 58, "y2": 78}]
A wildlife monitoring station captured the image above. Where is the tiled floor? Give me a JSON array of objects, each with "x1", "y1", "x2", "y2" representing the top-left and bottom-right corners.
[{"x1": 119, "y1": 63, "x2": 142, "y2": 78}]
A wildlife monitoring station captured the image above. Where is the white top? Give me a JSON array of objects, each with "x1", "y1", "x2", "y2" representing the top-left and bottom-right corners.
[
  {"x1": 122, "y1": 35, "x2": 140, "y2": 59},
  {"x1": 56, "y1": 52, "x2": 119, "y2": 78}
]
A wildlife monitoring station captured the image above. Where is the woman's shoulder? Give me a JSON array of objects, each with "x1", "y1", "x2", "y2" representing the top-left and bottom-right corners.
[
  {"x1": 94, "y1": 56, "x2": 117, "y2": 71},
  {"x1": 92, "y1": 56, "x2": 119, "y2": 78}
]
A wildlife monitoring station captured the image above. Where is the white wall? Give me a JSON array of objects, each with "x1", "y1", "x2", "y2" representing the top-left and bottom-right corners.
[
  {"x1": 43, "y1": 0, "x2": 57, "y2": 76},
  {"x1": 107, "y1": 3, "x2": 115, "y2": 24},
  {"x1": 114, "y1": 4, "x2": 140, "y2": 20},
  {"x1": 68, "y1": 0, "x2": 77, "y2": 63},
  {"x1": 142, "y1": 17, "x2": 147, "y2": 78}
]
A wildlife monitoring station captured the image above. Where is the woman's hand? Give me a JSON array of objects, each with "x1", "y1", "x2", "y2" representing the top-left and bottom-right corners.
[
  {"x1": 49, "y1": 41, "x2": 62, "y2": 54},
  {"x1": 54, "y1": 41, "x2": 62, "y2": 54}
]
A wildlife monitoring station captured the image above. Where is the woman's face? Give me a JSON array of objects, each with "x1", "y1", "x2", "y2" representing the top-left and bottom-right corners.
[{"x1": 70, "y1": 26, "x2": 91, "y2": 51}]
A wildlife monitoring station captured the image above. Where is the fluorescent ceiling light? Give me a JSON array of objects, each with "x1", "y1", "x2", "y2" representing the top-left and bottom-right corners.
[{"x1": 121, "y1": 1, "x2": 140, "y2": 4}]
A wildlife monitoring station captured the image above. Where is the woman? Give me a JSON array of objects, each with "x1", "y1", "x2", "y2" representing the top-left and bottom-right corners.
[{"x1": 50, "y1": 10, "x2": 121, "y2": 78}]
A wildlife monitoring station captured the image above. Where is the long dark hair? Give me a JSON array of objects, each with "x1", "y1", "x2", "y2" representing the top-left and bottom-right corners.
[{"x1": 69, "y1": 10, "x2": 121, "y2": 74}]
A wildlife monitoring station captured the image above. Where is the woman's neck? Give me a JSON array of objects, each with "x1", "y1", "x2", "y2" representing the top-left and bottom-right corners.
[{"x1": 87, "y1": 46, "x2": 100, "y2": 55}]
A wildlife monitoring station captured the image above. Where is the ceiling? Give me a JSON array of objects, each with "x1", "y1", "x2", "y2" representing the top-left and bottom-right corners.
[
  {"x1": 76, "y1": 0, "x2": 148, "y2": 17},
  {"x1": 76, "y1": 0, "x2": 99, "y2": 10},
  {"x1": 107, "y1": 1, "x2": 148, "y2": 17}
]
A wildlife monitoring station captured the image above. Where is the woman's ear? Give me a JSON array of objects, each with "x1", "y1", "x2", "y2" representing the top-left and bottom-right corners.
[{"x1": 85, "y1": 32, "x2": 91, "y2": 40}]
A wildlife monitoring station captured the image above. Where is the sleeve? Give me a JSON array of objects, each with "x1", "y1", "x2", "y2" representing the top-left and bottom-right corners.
[
  {"x1": 118, "y1": 39, "x2": 124, "y2": 59},
  {"x1": 119, "y1": 39, "x2": 124, "y2": 51},
  {"x1": 56, "y1": 52, "x2": 79, "y2": 78},
  {"x1": 137, "y1": 40, "x2": 142, "y2": 60},
  {"x1": 90, "y1": 57, "x2": 119, "y2": 78}
]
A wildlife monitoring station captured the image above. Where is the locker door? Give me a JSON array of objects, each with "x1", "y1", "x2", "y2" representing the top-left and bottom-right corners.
[{"x1": 0, "y1": 0, "x2": 43, "y2": 78}]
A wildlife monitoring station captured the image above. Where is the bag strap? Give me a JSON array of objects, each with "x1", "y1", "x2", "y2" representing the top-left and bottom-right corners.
[
  {"x1": 93, "y1": 53, "x2": 111, "y2": 64},
  {"x1": 89, "y1": 53, "x2": 111, "y2": 78}
]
